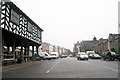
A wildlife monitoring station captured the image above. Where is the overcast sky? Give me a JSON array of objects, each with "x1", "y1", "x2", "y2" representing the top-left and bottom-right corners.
[{"x1": 11, "y1": 0, "x2": 119, "y2": 51}]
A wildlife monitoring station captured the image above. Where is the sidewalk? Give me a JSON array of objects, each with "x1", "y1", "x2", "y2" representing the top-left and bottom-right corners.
[{"x1": 2, "y1": 61, "x2": 37, "y2": 72}]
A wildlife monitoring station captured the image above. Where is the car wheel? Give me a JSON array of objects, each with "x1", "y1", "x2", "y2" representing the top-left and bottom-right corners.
[
  {"x1": 103, "y1": 58, "x2": 106, "y2": 60},
  {"x1": 119, "y1": 59, "x2": 120, "y2": 61}
]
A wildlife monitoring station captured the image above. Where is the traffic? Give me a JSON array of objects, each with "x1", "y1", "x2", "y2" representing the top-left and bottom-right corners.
[
  {"x1": 33, "y1": 50, "x2": 120, "y2": 61},
  {"x1": 75, "y1": 50, "x2": 120, "y2": 61}
]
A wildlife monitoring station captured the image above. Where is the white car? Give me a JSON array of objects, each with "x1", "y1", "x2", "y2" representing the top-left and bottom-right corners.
[
  {"x1": 77, "y1": 52, "x2": 89, "y2": 60},
  {"x1": 90, "y1": 54, "x2": 101, "y2": 59}
]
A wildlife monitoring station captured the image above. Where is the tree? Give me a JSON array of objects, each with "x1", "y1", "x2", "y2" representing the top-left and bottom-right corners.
[
  {"x1": 110, "y1": 48, "x2": 116, "y2": 52},
  {"x1": 118, "y1": 48, "x2": 120, "y2": 54}
]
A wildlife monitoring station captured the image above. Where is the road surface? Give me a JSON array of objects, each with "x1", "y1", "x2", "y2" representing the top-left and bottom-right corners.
[{"x1": 2, "y1": 57, "x2": 118, "y2": 78}]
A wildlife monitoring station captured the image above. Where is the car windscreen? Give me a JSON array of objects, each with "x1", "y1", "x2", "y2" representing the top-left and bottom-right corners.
[
  {"x1": 93, "y1": 54, "x2": 100, "y2": 56},
  {"x1": 51, "y1": 54, "x2": 56, "y2": 56}
]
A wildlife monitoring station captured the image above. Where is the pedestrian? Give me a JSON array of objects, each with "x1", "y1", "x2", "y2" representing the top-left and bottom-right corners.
[{"x1": 107, "y1": 51, "x2": 112, "y2": 60}]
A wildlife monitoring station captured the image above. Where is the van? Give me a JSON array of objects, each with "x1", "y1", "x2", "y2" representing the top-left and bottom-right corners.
[
  {"x1": 38, "y1": 52, "x2": 52, "y2": 60},
  {"x1": 86, "y1": 51, "x2": 95, "y2": 58},
  {"x1": 50, "y1": 52, "x2": 59, "y2": 59},
  {"x1": 86, "y1": 51, "x2": 95, "y2": 54}
]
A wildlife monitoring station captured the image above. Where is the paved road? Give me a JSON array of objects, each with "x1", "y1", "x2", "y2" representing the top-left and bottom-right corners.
[{"x1": 2, "y1": 57, "x2": 118, "y2": 78}]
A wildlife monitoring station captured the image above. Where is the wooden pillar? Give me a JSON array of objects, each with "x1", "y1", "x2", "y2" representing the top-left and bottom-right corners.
[
  {"x1": 12, "y1": 39, "x2": 16, "y2": 60},
  {"x1": 24, "y1": 47, "x2": 27, "y2": 62},
  {"x1": 0, "y1": 27, "x2": 3, "y2": 67},
  {"x1": 0, "y1": 2, "x2": 2, "y2": 78},
  {"x1": 36, "y1": 46, "x2": 39, "y2": 56},
  {"x1": 24, "y1": 46, "x2": 29, "y2": 62},
  {"x1": 32, "y1": 46, "x2": 34, "y2": 60},
  {"x1": 27, "y1": 46, "x2": 30, "y2": 61},
  {"x1": 21, "y1": 44, "x2": 23, "y2": 63}
]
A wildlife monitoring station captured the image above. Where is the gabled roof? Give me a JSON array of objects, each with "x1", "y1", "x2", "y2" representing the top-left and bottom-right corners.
[
  {"x1": 115, "y1": 34, "x2": 120, "y2": 40},
  {"x1": 109, "y1": 34, "x2": 118, "y2": 40}
]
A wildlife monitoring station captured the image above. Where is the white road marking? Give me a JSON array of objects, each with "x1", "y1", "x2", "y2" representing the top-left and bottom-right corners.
[
  {"x1": 51, "y1": 63, "x2": 57, "y2": 70},
  {"x1": 46, "y1": 60, "x2": 61, "y2": 73},
  {"x1": 46, "y1": 70, "x2": 50, "y2": 73},
  {"x1": 104, "y1": 66, "x2": 118, "y2": 72}
]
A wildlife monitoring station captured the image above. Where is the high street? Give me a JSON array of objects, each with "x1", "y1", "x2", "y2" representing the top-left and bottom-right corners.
[{"x1": 2, "y1": 57, "x2": 118, "y2": 78}]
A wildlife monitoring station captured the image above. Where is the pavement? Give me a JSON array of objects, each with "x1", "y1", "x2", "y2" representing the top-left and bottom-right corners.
[{"x1": 2, "y1": 60, "x2": 42, "y2": 72}]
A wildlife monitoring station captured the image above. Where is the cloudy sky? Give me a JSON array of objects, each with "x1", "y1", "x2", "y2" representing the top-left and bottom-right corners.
[{"x1": 11, "y1": 0, "x2": 119, "y2": 51}]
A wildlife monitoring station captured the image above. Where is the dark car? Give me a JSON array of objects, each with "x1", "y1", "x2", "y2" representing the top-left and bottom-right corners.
[
  {"x1": 102, "y1": 51, "x2": 116, "y2": 61},
  {"x1": 115, "y1": 54, "x2": 120, "y2": 61}
]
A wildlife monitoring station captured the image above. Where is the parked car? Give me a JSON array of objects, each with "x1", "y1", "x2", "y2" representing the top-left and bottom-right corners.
[
  {"x1": 34, "y1": 53, "x2": 41, "y2": 61},
  {"x1": 60, "y1": 54, "x2": 68, "y2": 58},
  {"x1": 86, "y1": 51, "x2": 95, "y2": 55},
  {"x1": 77, "y1": 52, "x2": 89, "y2": 60},
  {"x1": 86, "y1": 51, "x2": 95, "y2": 58},
  {"x1": 38, "y1": 52, "x2": 52, "y2": 60},
  {"x1": 102, "y1": 51, "x2": 116, "y2": 61},
  {"x1": 115, "y1": 53, "x2": 120, "y2": 61},
  {"x1": 69, "y1": 54, "x2": 73, "y2": 57},
  {"x1": 89, "y1": 54, "x2": 101, "y2": 59},
  {"x1": 50, "y1": 52, "x2": 59, "y2": 59}
]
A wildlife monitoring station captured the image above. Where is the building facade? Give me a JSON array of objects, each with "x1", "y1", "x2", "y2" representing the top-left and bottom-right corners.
[
  {"x1": 41, "y1": 42, "x2": 50, "y2": 53},
  {"x1": 108, "y1": 34, "x2": 120, "y2": 53},
  {"x1": 73, "y1": 41, "x2": 80, "y2": 56},
  {"x1": 79, "y1": 37, "x2": 98, "y2": 52},
  {"x1": 94, "y1": 38, "x2": 108, "y2": 54},
  {"x1": 1, "y1": 1, "x2": 43, "y2": 63},
  {"x1": 40, "y1": 42, "x2": 69, "y2": 56},
  {"x1": 74, "y1": 34, "x2": 120, "y2": 55},
  {"x1": 94, "y1": 34, "x2": 120, "y2": 54}
]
